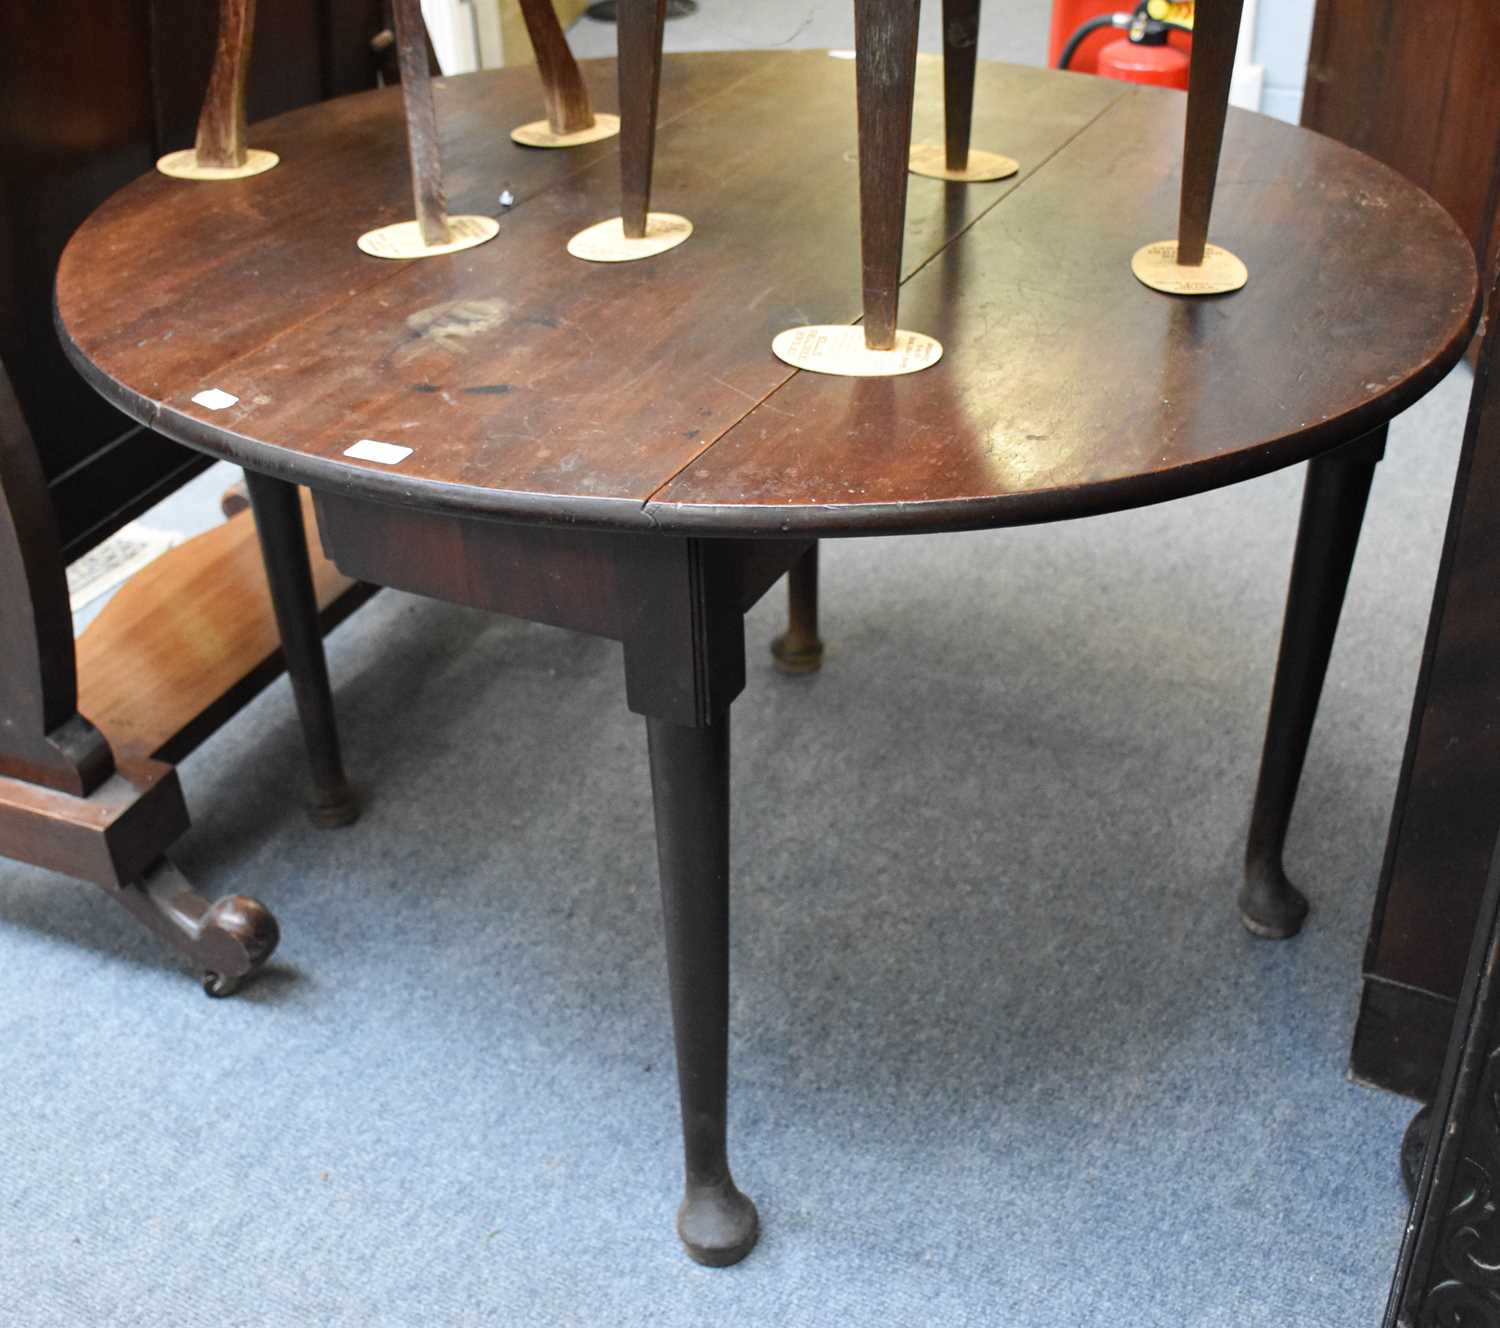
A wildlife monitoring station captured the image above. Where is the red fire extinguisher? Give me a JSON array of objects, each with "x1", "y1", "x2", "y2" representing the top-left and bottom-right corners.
[{"x1": 1052, "y1": 0, "x2": 1194, "y2": 91}]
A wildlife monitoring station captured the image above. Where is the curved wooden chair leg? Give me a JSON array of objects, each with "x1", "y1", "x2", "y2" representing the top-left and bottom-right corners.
[
  {"x1": 195, "y1": 0, "x2": 257, "y2": 170},
  {"x1": 518, "y1": 0, "x2": 596, "y2": 134}
]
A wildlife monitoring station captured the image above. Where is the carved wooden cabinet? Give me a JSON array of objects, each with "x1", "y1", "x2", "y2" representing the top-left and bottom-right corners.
[{"x1": 1297, "y1": 0, "x2": 1500, "y2": 1099}]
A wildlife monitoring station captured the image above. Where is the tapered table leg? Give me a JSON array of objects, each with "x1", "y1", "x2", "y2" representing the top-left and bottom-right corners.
[
  {"x1": 771, "y1": 542, "x2": 824, "y2": 674},
  {"x1": 243, "y1": 471, "x2": 359, "y2": 828},
  {"x1": 1240, "y1": 428, "x2": 1385, "y2": 937},
  {"x1": 646, "y1": 713, "x2": 758, "y2": 1266}
]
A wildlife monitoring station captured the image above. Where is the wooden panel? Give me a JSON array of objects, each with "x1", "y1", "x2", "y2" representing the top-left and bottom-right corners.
[
  {"x1": 0, "y1": 760, "x2": 188, "y2": 889},
  {"x1": 76, "y1": 490, "x2": 367, "y2": 766},
  {"x1": 1300, "y1": 0, "x2": 1459, "y2": 193},
  {"x1": 1302, "y1": 0, "x2": 1499, "y2": 280},
  {"x1": 0, "y1": 0, "x2": 158, "y2": 489},
  {"x1": 1431, "y1": 0, "x2": 1500, "y2": 276}
]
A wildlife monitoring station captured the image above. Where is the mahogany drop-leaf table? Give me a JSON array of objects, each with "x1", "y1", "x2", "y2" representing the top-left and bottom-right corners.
[{"x1": 55, "y1": 52, "x2": 1479, "y2": 1268}]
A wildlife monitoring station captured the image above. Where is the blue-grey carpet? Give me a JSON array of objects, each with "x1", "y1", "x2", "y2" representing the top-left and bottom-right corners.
[{"x1": 0, "y1": 357, "x2": 1474, "y2": 1326}]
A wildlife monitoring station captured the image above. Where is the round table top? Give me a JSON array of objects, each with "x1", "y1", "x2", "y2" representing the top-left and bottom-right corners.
[{"x1": 57, "y1": 51, "x2": 1479, "y2": 539}]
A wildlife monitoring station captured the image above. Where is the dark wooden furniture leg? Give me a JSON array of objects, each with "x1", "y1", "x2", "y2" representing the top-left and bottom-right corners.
[
  {"x1": 311, "y1": 497, "x2": 815, "y2": 1262},
  {"x1": 854, "y1": 0, "x2": 922, "y2": 348},
  {"x1": 1241, "y1": 427, "x2": 1386, "y2": 938},
  {"x1": 1384, "y1": 824, "x2": 1500, "y2": 1326},
  {"x1": 617, "y1": 0, "x2": 669, "y2": 237},
  {"x1": 942, "y1": 0, "x2": 980, "y2": 172},
  {"x1": 195, "y1": 0, "x2": 257, "y2": 169},
  {"x1": 518, "y1": 0, "x2": 595, "y2": 135},
  {"x1": 1, "y1": 362, "x2": 278, "y2": 994},
  {"x1": 243, "y1": 471, "x2": 358, "y2": 828},
  {"x1": 1177, "y1": 0, "x2": 1243, "y2": 264},
  {"x1": 771, "y1": 542, "x2": 824, "y2": 675},
  {"x1": 645, "y1": 714, "x2": 758, "y2": 1265},
  {"x1": 620, "y1": 538, "x2": 759, "y2": 1265}
]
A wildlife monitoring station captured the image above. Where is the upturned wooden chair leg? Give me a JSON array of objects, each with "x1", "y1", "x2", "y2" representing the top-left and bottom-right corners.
[
  {"x1": 771, "y1": 542, "x2": 825, "y2": 674},
  {"x1": 518, "y1": 0, "x2": 596, "y2": 135},
  {"x1": 854, "y1": 0, "x2": 921, "y2": 349},
  {"x1": 646, "y1": 713, "x2": 758, "y2": 1266},
  {"x1": 618, "y1": 0, "x2": 669, "y2": 237},
  {"x1": 1176, "y1": 0, "x2": 1244, "y2": 265},
  {"x1": 194, "y1": 0, "x2": 257, "y2": 169},
  {"x1": 392, "y1": 0, "x2": 451, "y2": 246},
  {"x1": 244, "y1": 472, "x2": 359, "y2": 828},
  {"x1": 941, "y1": 0, "x2": 980, "y2": 171},
  {"x1": 1241, "y1": 427, "x2": 1385, "y2": 937}
]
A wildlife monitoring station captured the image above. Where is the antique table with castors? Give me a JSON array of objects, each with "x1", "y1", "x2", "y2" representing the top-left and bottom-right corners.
[{"x1": 55, "y1": 50, "x2": 1478, "y2": 1268}]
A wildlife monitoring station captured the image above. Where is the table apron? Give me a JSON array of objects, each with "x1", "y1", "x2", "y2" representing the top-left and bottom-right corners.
[{"x1": 312, "y1": 488, "x2": 812, "y2": 726}]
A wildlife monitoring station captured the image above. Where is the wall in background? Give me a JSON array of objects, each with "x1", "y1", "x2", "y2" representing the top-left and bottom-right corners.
[
  {"x1": 1255, "y1": 0, "x2": 1316, "y2": 122},
  {"x1": 419, "y1": 0, "x2": 1319, "y2": 122}
]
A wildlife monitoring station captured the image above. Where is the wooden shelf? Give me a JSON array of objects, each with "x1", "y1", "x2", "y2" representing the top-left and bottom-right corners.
[{"x1": 77, "y1": 489, "x2": 374, "y2": 766}]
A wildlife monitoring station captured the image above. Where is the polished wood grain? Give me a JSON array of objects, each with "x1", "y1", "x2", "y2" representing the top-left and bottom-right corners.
[
  {"x1": 616, "y1": 0, "x2": 669, "y2": 236},
  {"x1": 55, "y1": 53, "x2": 763, "y2": 417},
  {"x1": 518, "y1": 0, "x2": 595, "y2": 135},
  {"x1": 76, "y1": 490, "x2": 367, "y2": 768},
  {"x1": 1176, "y1": 0, "x2": 1243, "y2": 264},
  {"x1": 1301, "y1": 0, "x2": 1500, "y2": 281},
  {"x1": 854, "y1": 0, "x2": 922, "y2": 347},
  {"x1": 56, "y1": 56, "x2": 1477, "y2": 538},
  {"x1": 650, "y1": 83, "x2": 1478, "y2": 533},
  {"x1": 194, "y1": 0, "x2": 257, "y2": 168}
]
